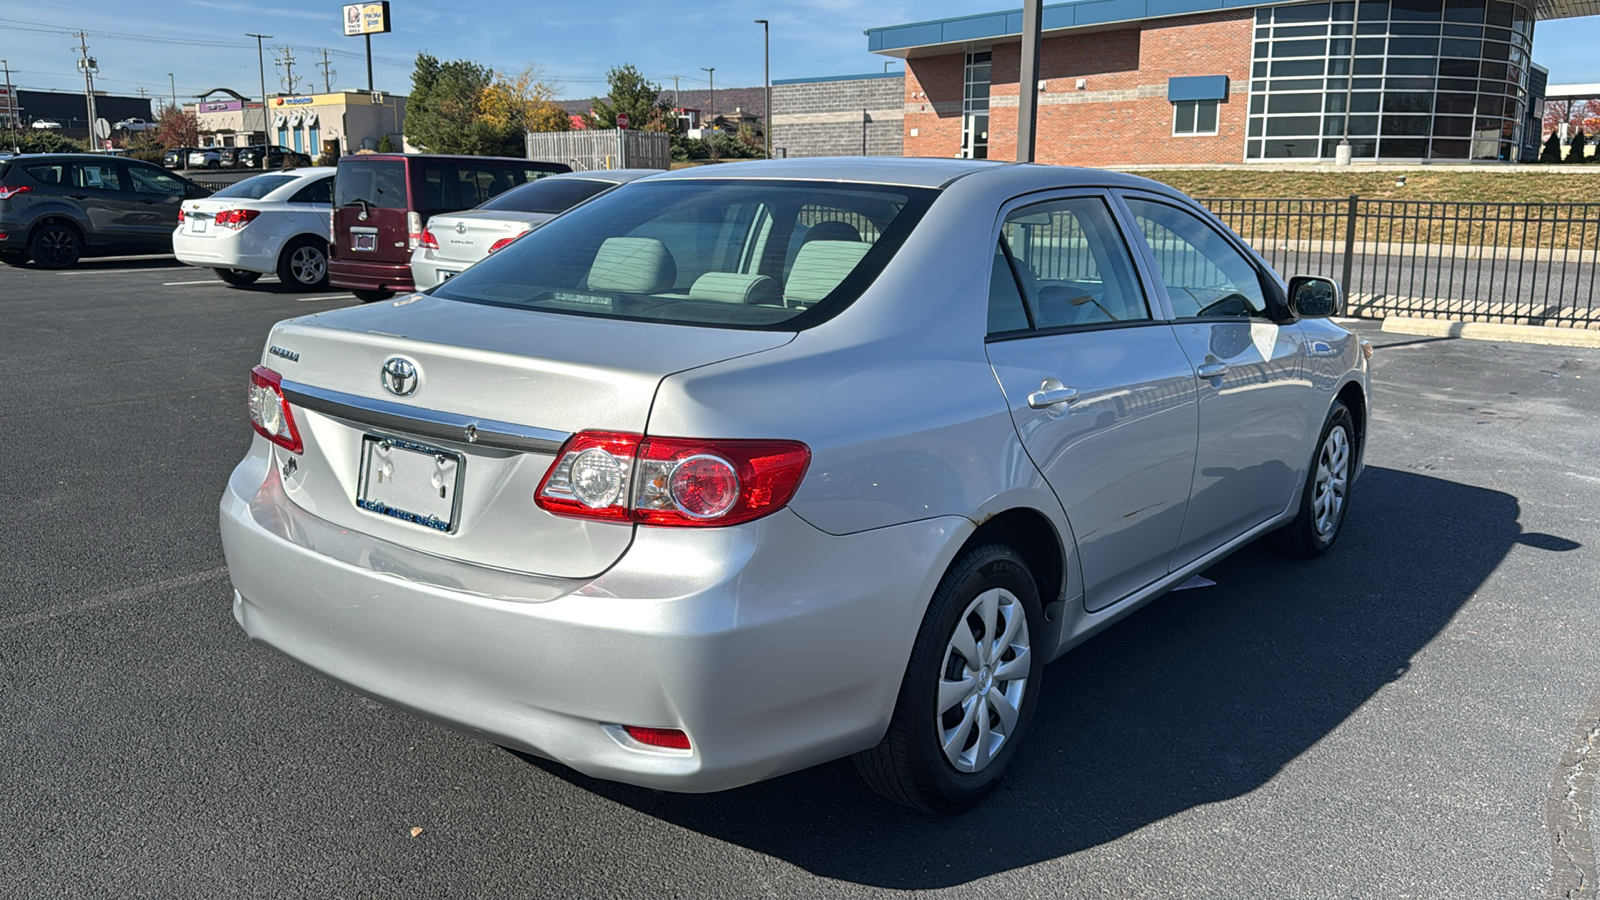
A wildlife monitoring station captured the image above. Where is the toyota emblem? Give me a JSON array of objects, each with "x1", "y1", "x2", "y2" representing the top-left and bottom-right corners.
[
  {"x1": 455, "y1": 221, "x2": 468, "y2": 234},
  {"x1": 381, "y1": 357, "x2": 418, "y2": 396}
]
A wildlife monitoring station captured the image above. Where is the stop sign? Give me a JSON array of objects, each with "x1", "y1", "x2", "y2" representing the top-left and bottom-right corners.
[{"x1": 616, "y1": 112, "x2": 630, "y2": 129}]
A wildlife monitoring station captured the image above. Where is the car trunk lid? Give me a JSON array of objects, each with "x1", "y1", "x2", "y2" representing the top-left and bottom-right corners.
[{"x1": 425, "y1": 211, "x2": 553, "y2": 266}]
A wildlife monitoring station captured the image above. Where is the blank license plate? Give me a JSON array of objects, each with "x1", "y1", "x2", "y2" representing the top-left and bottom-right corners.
[
  {"x1": 352, "y1": 232, "x2": 377, "y2": 252},
  {"x1": 438, "y1": 270, "x2": 460, "y2": 282},
  {"x1": 188, "y1": 218, "x2": 209, "y2": 234},
  {"x1": 356, "y1": 436, "x2": 463, "y2": 532}
]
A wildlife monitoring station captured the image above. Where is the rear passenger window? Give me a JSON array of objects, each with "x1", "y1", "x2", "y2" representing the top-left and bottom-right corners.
[
  {"x1": 987, "y1": 241, "x2": 1032, "y2": 335},
  {"x1": 414, "y1": 163, "x2": 556, "y2": 213},
  {"x1": 72, "y1": 162, "x2": 123, "y2": 192},
  {"x1": 1001, "y1": 197, "x2": 1150, "y2": 328},
  {"x1": 289, "y1": 178, "x2": 333, "y2": 205}
]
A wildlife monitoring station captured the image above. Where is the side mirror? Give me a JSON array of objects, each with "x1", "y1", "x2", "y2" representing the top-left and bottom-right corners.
[{"x1": 1287, "y1": 275, "x2": 1342, "y2": 319}]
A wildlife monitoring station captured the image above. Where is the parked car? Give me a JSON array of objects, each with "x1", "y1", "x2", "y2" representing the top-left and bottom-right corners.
[
  {"x1": 173, "y1": 167, "x2": 334, "y2": 291},
  {"x1": 235, "y1": 146, "x2": 314, "y2": 170},
  {"x1": 410, "y1": 169, "x2": 658, "y2": 289},
  {"x1": 220, "y1": 146, "x2": 246, "y2": 169},
  {"x1": 164, "y1": 146, "x2": 201, "y2": 169},
  {"x1": 328, "y1": 153, "x2": 570, "y2": 302},
  {"x1": 114, "y1": 118, "x2": 155, "y2": 133},
  {"x1": 188, "y1": 149, "x2": 222, "y2": 169},
  {"x1": 0, "y1": 153, "x2": 208, "y2": 268},
  {"x1": 221, "y1": 158, "x2": 1370, "y2": 812},
  {"x1": 31, "y1": 119, "x2": 63, "y2": 130}
]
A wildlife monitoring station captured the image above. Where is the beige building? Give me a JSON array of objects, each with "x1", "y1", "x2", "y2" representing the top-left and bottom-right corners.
[{"x1": 191, "y1": 89, "x2": 406, "y2": 157}]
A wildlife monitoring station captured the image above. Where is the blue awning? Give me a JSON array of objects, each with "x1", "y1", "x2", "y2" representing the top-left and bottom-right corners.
[{"x1": 1168, "y1": 75, "x2": 1229, "y2": 102}]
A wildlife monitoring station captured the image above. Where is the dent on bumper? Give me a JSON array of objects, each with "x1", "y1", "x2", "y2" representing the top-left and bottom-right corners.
[{"x1": 219, "y1": 447, "x2": 967, "y2": 792}]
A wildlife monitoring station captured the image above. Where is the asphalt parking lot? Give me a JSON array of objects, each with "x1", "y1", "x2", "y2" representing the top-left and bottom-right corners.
[{"x1": 3, "y1": 256, "x2": 1598, "y2": 899}]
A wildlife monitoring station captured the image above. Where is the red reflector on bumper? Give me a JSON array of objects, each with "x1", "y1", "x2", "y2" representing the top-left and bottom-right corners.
[{"x1": 623, "y1": 726, "x2": 691, "y2": 750}]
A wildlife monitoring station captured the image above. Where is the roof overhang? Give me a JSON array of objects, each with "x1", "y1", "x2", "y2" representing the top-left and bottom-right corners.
[{"x1": 867, "y1": 0, "x2": 1595, "y2": 57}]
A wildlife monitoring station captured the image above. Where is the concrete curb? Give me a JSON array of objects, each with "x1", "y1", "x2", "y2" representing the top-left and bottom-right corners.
[{"x1": 1381, "y1": 316, "x2": 1600, "y2": 349}]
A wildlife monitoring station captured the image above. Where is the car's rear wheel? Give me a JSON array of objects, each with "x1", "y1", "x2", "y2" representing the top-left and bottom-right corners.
[
  {"x1": 28, "y1": 223, "x2": 82, "y2": 269},
  {"x1": 1270, "y1": 400, "x2": 1355, "y2": 559},
  {"x1": 0, "y1": 249, "x2": 30, "y2": 266},
  {"x1": 352, "y1": 289, "x2": 394, "y2": 303},
  {"x1": 213, "y1": 268, "x2": 262, "y2": 286},
  {"x1": 277, "y1": 238, "x2": 329, "y2": 291},
  {"x1": 855, "y1": 543, "x2": 1045, "y2": 813}
]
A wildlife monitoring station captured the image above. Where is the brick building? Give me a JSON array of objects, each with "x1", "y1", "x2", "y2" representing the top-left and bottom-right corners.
[
  {"x1": 770, "y1": 72, "x2": 905, "y2": 158},
  {"x1": 868, "y1": 0, "x2": 1595, "y2": 164}
]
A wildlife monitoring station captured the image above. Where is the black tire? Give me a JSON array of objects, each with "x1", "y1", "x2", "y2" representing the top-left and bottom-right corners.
[
  {"x1": 352, "y1": 289, "x2": 394, "y2": 303},
  {"x1": 213, "y1": 268, "x2": 262, "y2": 286},
  {"x1": 207, "y1": 160, "x2": 220, "y2": 170},
  {"x1": 855, "y1": 543, "x2": 1046, "y2": 814},
  {"x1": 28, "y1": 222, "x2": 82, "y2": 269},
  {"x1": 276, "y1": 237, "x2": 329, "y2": 291},
  {"x1": 0, "y1": 249, "x2": 29, "y2": 266},
  {"x1": 1270, "y1": 400, "x2": 1356, "y2": 559}
]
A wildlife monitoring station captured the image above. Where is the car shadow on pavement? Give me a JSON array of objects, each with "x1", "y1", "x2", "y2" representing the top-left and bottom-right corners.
[
  {"x1": 513, "y1": 466, "x2": 1552, "y2": 890},
  {"x1": 48, "y1": 256, "x2": 184, "y2": 271}
]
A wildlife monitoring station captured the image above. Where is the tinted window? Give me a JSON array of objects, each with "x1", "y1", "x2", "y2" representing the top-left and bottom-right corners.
[
  {"x1": 128, "y1": 165, "x2": 186, "y2": 195},
  {"x1": 335, "y1": 159, "x2": 407, "y2": 210},
  {"x1": 213, "y1": 174, "x2": 298, "y2": 200},
  {"x1": 432, "y1": 180, "x2": 936, "y2": 330},
  {"x1": 987, "y1": 241, "x2": 1032, "y2": 335},
  {"x1": 23, "y1": 163, "x2": 68, "y2": 186},
  {"x1": 71, "y1": 162, "x2": 122, "y2": 192},
  {"x1": 412, "y1": 161, "x2": 560, "y2": 214},
  {"x1": 478, "y1": 178, "x2": 612, "y2": 214},
  {"x1": 1124, "y1": 198, "x2": 1268, "y2": 318},
  {"x1": 1002, "y1": 197, "x2": 1150, "y2": 327},
  {"x1": 288, "y1": 177, "x2": 334, "y2": 205}
]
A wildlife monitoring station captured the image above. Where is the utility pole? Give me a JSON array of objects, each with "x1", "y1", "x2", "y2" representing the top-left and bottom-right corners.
[
  {"x1": 167, "y1": 73, "x2": 176, "y2": 113},
  {"x1": 246, "y1": 33, "x2": 272, "y2": 169},
  {"x1": 2, "y1": 59, "x2": 14, "y2": 131},
  {"x1": 754, "y1": 20, "x2": 770, "y2": 159},
  {"x1": 700, "y1": 67, "x2": 715, "y2": 126},
  {"x1": 316, "y1": 49, "x2": 336, "y2": 94},
  {"x1": 275, "y1": 46, "x2": 301, "y2": 96},
  {"x1": 672, "y1": 75, "x2": 681, "y2": 114},
  {"x1": 74, "y1": 33, "x2": 101, "y2": 147}
]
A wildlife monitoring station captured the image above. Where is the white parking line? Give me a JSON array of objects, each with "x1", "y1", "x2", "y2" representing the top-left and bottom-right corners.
[
  {"x1": 297, "y1": 294, "x2": 349, "y2": 302},
  {"x1": 161, "y1": 280, "x2": 221, "y2": 286}
]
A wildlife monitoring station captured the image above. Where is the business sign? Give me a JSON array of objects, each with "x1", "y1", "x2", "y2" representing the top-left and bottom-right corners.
[
  {"x1": 203, "y1": 99, "x2": 244, "y2": 112},
  {"x1": 274, "y1": 96, "x2": 317, "y2": 107},
  {"x1": 343, "y1": 1, "x2": 391, "y2": 36}
]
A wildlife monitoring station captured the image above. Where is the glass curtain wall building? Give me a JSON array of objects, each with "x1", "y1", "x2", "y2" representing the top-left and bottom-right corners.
[{"x1": 1246, "y1": 0, "x2": 1535, "y2": 160}]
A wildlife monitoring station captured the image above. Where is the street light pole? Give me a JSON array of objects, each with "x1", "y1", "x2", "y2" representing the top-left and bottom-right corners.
[
  {"x1": 167, "y1": 72, "x2": 176, "y2": 112},
  {"x1": 1016, "y1": 0, "x2": 1043, "y2": 163},
  {"x1": 754, "y1": 20, "x2": 770, "y2": 160},
  {"x1": 700, "y1": 66, "x2": 715, "y2": 128},
  {"x1": 247, "y1": 33, "x2": 272, "y2": 170}
]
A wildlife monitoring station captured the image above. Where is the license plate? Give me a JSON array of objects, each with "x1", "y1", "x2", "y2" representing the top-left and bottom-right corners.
[
  {"x1": 188, "y1": 217, "x2": 208, "y2": 234},
  {"x1": 356, "y1": 436, "x2": 463, "y2": 532},
  {"x1": 438, "y1": 270, "x2": 460, "y2": 282},
  {"x1": 352, "y1": 232, "x2": 376, "y2": 252}
]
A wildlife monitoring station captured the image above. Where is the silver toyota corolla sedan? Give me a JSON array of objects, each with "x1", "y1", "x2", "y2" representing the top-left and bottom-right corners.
[{"x1": 221, "y1": 158, "x2": 1369, "y2": 813}]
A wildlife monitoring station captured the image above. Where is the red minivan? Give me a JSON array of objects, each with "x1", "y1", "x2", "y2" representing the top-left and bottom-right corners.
[{"x1": 329, "y1": 154, "x2": 570, "y2": 302}]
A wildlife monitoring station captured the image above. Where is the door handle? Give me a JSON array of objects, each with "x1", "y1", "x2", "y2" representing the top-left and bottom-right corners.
[
  {"x1": 69, "y1": 193, "x2": 88, "y2": 200},
  {"x1": 1028, "y1": 379, "x2": 1080, "y2": 409},
  {"x1": 1197, "y1": 362, "x2": 1229, "y2": 379}
]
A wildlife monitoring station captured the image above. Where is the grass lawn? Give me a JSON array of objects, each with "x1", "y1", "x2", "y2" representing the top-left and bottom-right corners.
[{"x1": 1121, "y1": 168, "x2": 1600, "y2": 204}]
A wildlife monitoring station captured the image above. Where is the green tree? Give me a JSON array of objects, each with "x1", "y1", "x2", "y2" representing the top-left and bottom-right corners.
[
  {"x1": 1569, "y1": 128, "x2": 1588, "y2": 164},
  {"x1": 479, "y1": 65, "x2": 569, "y2": 134},
  {"x1": 405, "y1": 52, "x2": 517, "y2": 155},
  {"x1": 376, "y1": 133, "x2": 396, "y2": 152},
  {"x1": 587, "y1": 64, "x2": 672, "y2": 131},
  {"x1": 1539, "y1": 130, "x2": 1563, "y2": 164}
]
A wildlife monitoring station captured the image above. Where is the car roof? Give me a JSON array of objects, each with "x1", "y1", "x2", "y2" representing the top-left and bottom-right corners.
[
  {"x1": 644, "y1": 156, "x2": 1179, "y2": 195},
  {"x1": 543, "y1": 168, "x2": 660, "y2": 185}
]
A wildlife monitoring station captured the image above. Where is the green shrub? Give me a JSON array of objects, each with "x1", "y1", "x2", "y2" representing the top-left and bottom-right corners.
[
  {"x1": 127, "y1": 149, "x2": 166, "y2": 164},
  {"x1": 1539, "y1": 131, "x2": 1563, "y2": 164},
  {"x1": 1568, "y1": 129, "x2": 1588, "y2": 164}
]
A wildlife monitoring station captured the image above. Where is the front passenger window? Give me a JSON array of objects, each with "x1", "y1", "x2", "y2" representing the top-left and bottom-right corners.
[{"x1": 1123, "y1": 198, "x2": 1268, "y2": 319}]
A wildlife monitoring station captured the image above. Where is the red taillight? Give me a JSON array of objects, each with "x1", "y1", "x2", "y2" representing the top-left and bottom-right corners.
[
  {"x1": 487, "y1": 231, "x2": 528, "y2": 253},
  {"x1": 535, "y1": 431, "x2": 810, "y2": 527},
  {"x1": 623, "y1": 726, "x2": 691, "y2": 750},
  {"x1": 408, "y1": 211, "x2": 424, "y2": 251},
  {"x1": 177, "y1": 208, "x2": 185, "y2": 223},
  {"x1": 214, "y1": 208, "x2": 261, "y2": 229},
  {"x1": 0, "y1": 185, "x2": 33, "y2": 201},
  {"x1": 248, "y1": 365, "x2": 303, "y2": 454},
  {"x1": 419, "y1": 229, "x2": 439, "y2": 250}
]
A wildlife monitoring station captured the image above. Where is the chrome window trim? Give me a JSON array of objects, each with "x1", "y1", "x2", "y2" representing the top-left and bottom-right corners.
[{"x1": 280, "y1": 379, "x2": 570, "y2": 455}]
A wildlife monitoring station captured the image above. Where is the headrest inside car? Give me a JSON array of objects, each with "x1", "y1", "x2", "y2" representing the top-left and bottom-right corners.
[{"x1": 586, "y1": 237, "x2": 677, "y2": 293}]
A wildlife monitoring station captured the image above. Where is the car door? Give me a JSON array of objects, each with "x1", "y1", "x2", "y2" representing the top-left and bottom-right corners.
[
  {"x1": 64, "y1": 159, "x2": 137, "y2": 246},
  {"x1": 984, "y1": 192, "x2": 1200, "y2": 612},
  {"x1": 286, "y1": 174, "x2": 335, "y2": 239},
  {"x1": 123, "y1": 162, "x2": 188, "y2": 247},
  {"x1": 1117, "y1": 193, "x2": 1318, "y2": 570}
]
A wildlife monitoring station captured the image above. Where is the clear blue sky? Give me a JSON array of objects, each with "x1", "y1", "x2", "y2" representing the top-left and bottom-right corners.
[{"x1": 2, "y1": 0, "x2": 1597, "y2": 105}]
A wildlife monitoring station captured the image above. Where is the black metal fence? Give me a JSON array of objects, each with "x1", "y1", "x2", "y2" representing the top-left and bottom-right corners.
[{"x1": 1202, "y1": 197, "x2": 1600, "y2": 329}]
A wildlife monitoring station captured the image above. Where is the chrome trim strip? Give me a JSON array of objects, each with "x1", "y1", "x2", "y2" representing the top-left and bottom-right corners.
[{"x1": 280, "y1": 379, "x2": 569, "y2": 455}]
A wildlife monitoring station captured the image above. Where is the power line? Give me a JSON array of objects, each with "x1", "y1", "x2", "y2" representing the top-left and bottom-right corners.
[
  {"x1": 317, "y1": 49, "x2": 336, "y2": 93},
  {"x1": 274, "y1": 46, "x2": 300, "y2": 95}
]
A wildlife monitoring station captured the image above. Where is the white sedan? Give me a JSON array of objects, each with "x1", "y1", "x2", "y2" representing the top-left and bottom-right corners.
[
  {"x1": 410, "y1": 169, "x2": 658, "y2": 289},
  {"x1": 174, "y1": 168, "x2": 334, "y2": 291}
]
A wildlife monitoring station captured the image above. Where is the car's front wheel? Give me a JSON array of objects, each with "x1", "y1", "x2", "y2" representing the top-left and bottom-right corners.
[
  {"x1": 1270, "y1": 400, "x2": 1355, "y2": 559},
  {"x1": 213, "y1": 268, "x2": 262, "y2": 286},
  {"x1": 855, "y1": 543, "x2": 1045, "y2": 813},
  {"x1": 277, "y1": 238, "x2": 329, "y2": 291},
  {"x1": 28, "y1": 223, "x2": 82, "y2": 269}
]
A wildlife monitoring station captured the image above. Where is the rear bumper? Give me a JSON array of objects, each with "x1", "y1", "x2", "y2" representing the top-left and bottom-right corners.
[
  {"x1": 173, "y1": 227, "x2": 279, "y2": 273},
  {"x1": 329, "y1": 259, "x2": 415, "y2": 293},
  {"x1": 219, "y1": 439, "x2": 967, "y2": 793},
  {"x1": 408, "y1": 248, "x2": 473, "y2": 291}
]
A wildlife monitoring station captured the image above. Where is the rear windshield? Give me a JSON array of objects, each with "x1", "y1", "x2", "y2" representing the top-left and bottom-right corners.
[
  {"x1": 211, "y1": 174, "x2": 299, "y2": 200},
  {"x1": 410, "y1": 160, "x2": 564, "y2": 214},
  {"x1": 477, "y1": 178, "x2": 612, "y2": 214},
  {"x1": 431, "y1": 179, "x2": 937, "y2": 330},
  {"x1": 335, "y1": 159, "x2": 407, "y2": 210}
]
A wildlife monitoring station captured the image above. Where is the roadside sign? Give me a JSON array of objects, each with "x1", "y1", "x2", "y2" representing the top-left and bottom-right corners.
[
  {"x1": 616, "y1": 112, "x2": 630, "y2": 129},
  {"x1": 103, "y1": 139, "x2": 113, "y2": 150},
  {"x1": 94, "y1": 118, "x2": 110, "y2": 139}
]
